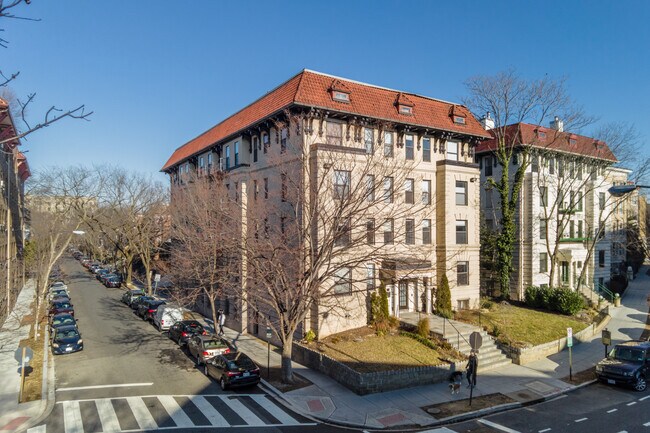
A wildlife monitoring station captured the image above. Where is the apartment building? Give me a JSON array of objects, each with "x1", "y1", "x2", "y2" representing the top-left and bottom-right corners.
[
  {"x1": 0, "y1": 98, "x2": 30, "y2": 327},
  {"x1": 162, "y1": 70, "x2": 490, "y2": 337},
  {"x1": 476, "y1": 120, "x2": 619, "y2": 300}
]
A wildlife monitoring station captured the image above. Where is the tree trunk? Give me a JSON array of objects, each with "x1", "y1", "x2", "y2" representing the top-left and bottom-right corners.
[
  {"x1": 281, "y1": 338, "x2": 294, "y2": 384},
  {"x1": 209, "y1": 294, "x2": 218, "y2": 334}
]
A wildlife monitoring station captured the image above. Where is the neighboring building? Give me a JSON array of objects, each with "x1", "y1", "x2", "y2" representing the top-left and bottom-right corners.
[
  {"x1": 0, "y1": 98, "x2": 30, "y2": 327},
  {"x1": 476, "y1": 121, "x2": 619, "y2": 300},
  {"x1": 26, "y1": 195, "x2": 97, "y2": 215},
  {"x1": 162, "y1": 69, "x2": 490, "y2": 338},
  {"x1": 623, "y1": 186, "x2": 648, "y2": 273}
]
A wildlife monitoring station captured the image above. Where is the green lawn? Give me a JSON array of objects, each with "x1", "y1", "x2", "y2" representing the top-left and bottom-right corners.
[{"x1": 455, "y1": 303, "x2": 590, "y2": 348}]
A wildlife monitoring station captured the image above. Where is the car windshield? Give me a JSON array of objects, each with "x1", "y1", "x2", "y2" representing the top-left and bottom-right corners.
[
  {"x1": 225, "y1": 355, "x2": 255, "y2": 370},
  {"x1": 204, "y1": 340, "x2": 226, "y2": 349},
  {"x1": 57, "y1": 329, "x2": 79, "y2": 339},
  {"x1": 53, "y1": 302, "x2": 72, "y2": 309},
  {"x1": 611, "y1": 347, "x2": 645, "y2": 362},
  {"x1": 187, "y1": 323, "x2": 203, "y2": 331},
  {"x1": 53, "y1": 317, "x2": 74, "y2": 326}
]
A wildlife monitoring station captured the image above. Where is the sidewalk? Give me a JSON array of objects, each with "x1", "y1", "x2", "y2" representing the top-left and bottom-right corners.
[
  {"x1": 211, "y1": 265, "x2": 650, "y2": 430},
  {"x1": 0, "y1": 281, "x2": 54, "y2": 433}
]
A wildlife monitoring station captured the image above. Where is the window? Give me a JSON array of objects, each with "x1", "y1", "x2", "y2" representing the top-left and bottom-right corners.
[
  {"x1": 485, "y1": 189, "x2": 493, "y2": 208},
  {"x1": 422, "y1": 180, "x2": 431, "y2": 205},
  {"x1": 423, "y1": 138, "x2": 431, "y2": 162},
  {"x1": 578, "y1": 220, "x2": 583, "y2": 238},
  {"x1": 399, "y1": 105, "x2": 412, "y2": 115},
  {"x1": 558, "y1": 159, "x2": 564, "y2": 177},
  {"x1": 262, "y1": 133, "x2": 269, "y2": 153},
  {"x1": 404, "y1": 179, "x2": 414, "y2": 204},
  {"x1": 456, "y1": 220, "x2": 468, "y2": 244},
  {"x1": 540, "y1": 218, "x2": 547, "y2": 240},
  {"x1": 540, "y1": 253, "x2": 548, "y2": 273},
  {"x1": 598, "y1": 250, "x2": 605, "y2": 267},
  {"x1": 326, "y1": 121, "x2": 342, "y2": 146},
  {"x1": 225, "y1": 145, "x2": 231, "y2": 169},
  {"x1": 365, "y1": 175, "x2": 375, "y2": 202},
  {"x1": 405, "y1": 134, "x2": 414, "y2": 160},
  {"x1": 531, "y1": 156, "x2": 539, "y2": 172},
  {"x1": 333, "y1": 170, "x2": 351, "y2": 200},
  {"x1": 447, "y1": 141, "x2": 459, "y2": 161},
  {"x1": 199, "y1": 156, "x2": 205, "y2": 173},
  {"x1": 366, "y1": 219, "x2": 375, "y2": 245},
  {"x1": 485, "y1": 156, "x2": 493, "y2": 176},
  {"x1": 253, "y1": 180, "x2": 258, "y2": 201},
  {"x1": 333, "y1": 267, "x2": 352, "y2": 294},
  {"x1": 234, "y1": 141, "x2": 240, "y2": 166},
  {"x1": 576, "y1": 191, "x2": 583, "y2": 211},
  {"x1": 366, "y1": 263, "x2": 375, "y2": 291},
  {"x1": 422, "y1": 219, "x2": 431, "y2": 244},
  {"x1": 540, "y1": 186, "x2": 548, "y2": 207},
  {"x1": 455, "y1": 181, "x2": 468, "y2": 206},
  {"x1": 234, "y1": 182, "x2": 239, "y2": 203},
  {"x1": 599, "y1": 192, "x2": 606, "y2": 211},
  {"x1": 264, "y1": 177, "x2": 269, "y2": 199},
  {"x1": 208, "y1": 153, "x2": 213, "y2": 170},
  {"x1": 384, "y1": 132, "x2": 393, "y2": 157},
  {"x1": 332, "y1": 91, "x2": 349, "y2": 103},
  {"x1": 560, "y1": 261, "x2": 569, "y2": 284},
  {"x1": 549, "y1": 157, "x2": 555, "y2": 175},
  {"x1": 364, "y1": 128, "x2": 374, "y2": 154},
  {"x1": 454, "y1": 116, "x2": 466, "y2": 125},
  {"x1": 569, "y1": 220, "x2": 575, "y2": 238},
  {"x1": 405, "y1": 219, "x2": 415, "y2": 245},
  {"x1": 383, "y1": 177, "x2": 393, "y2": 203},
  {"x1": 457, "y1": 261, "x2": 469, "y2": 285},
  {"x1": 334, "y1": 218, "x2": 351, "y2": 247},
  {"x1": 281, "y1": 128, "x2": 288, "y2": 153},
  {"x1": 281, "y1": 174, "x2": 287, "y2": 202},
  {"x1": 383, "y1": 219, "x2": 394, "y2": 244},
  {"x1": 253, "y1": 136, "x2": 259, "y2": 162}
]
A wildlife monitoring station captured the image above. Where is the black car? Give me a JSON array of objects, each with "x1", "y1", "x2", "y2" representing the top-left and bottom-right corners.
[
  {"x1": 130, "y1": 295, "x2": 154, "y2": 310},
  {"x1": 168, "y1": 320, "x2": 208, "y2": 346},
  {"x1": 104, "y1": 276, "x2": 122, "y2": 288},
  {"x1": 121, "y1": 289, "x2": 145, "y2": 306},
  {"x1": 49, "y1": 301, "x2": 74, "y2": 316},
  {"x1": 205, "y1": 352, "x2": 260, "y2": 390},
  {"x1": 596, "y1": 340, "x2": 650, "y2": 391},
  {"x1": 49, "y1": 313, "x2": 77, "y2": 334},
  {"x1": 51, "y1": 325, "x2": 83, "y2": 354},
  {"x1": 137, "y1": 299, "x2": 165, "y2": 321},
  {"x1": 49, "y1": 295, "x2": 71, "y2": 306}
]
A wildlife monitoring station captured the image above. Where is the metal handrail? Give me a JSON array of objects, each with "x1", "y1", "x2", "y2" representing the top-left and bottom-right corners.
[
  {"x1": 596, "y1": 283, "x2": 615, "y2": 302},
  {"x1": 442, "y1": 317, "x2": 471, "y2": 351}
]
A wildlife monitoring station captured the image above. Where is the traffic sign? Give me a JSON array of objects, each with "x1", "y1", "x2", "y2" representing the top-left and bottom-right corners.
[
  {"x1": 14, "y1": 346, "x2": 33, "y2": 364},
  {"x1": 154, "y1": 274, "x2": 161, "y2": 282},
  {"x1": 469, "y1": 331, "x2": 483, "y2": 351},
  {"x1": 602, "y1": 329, "x2": 611, "y2": 346},
  {"x1": 567, "y1": 327, "x2": 573, "y2": 347},
  {"x1": 266, "y1": 327, "x2": 272, "y2": 339}
]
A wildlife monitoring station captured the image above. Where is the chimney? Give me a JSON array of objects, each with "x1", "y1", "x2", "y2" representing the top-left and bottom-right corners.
[
  {"x1": 480, "y1": 112, "x2": 495, "y2": 130},
  {"x1": 550, "y1": 116, "x2": 564, "y2": 132}
]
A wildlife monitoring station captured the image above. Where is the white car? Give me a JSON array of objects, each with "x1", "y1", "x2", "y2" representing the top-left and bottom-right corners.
[
  {"x1": 49, "y1": 281, "x2": 68, "y2": 291},
  {"x1": 153, "y1": 305, "x2": 185, "y2": 331}
]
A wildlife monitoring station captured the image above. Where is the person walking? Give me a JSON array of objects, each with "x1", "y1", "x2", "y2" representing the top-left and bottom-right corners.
[
  {"x1": 466, "y1": 350, "x2": 478, "y2": 388},
  {"x1": 218, "y1": 309, "x2": 226, "y2": 336}
]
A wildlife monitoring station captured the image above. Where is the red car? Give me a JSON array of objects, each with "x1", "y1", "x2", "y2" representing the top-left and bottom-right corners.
[{"x1": 49, "y1": 301, "x2": 74, "y2": 316}]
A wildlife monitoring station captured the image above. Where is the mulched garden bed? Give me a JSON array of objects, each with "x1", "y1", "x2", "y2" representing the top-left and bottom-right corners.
[{"x1": 421, "y1": 393, "x2": 515, "y2": 419}]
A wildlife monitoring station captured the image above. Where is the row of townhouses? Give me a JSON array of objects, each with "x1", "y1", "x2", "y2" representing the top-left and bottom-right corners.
[{"x1": 162, "y1": 70, "x2": 645, "y2": 338}]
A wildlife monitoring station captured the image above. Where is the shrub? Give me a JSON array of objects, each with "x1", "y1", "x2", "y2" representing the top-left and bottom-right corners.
[
  {"x1": 438, "y1": 308, "x2": 453, "y2": 319},
  {"x1": 417, "y1": 318, "x2": 430, "y2": 338},
  {"x1": 524, "y1": 286, "x2": 540, "y2": 308},
  {"x1": 370, "y1": 285, "x2": 393, "y2": 335},
  {"x1": 551, "y1": 287, "x2": 585, "y2": 315},
  {"x1": 436, "y1": 274, "x2": 452, "y2": 315},
  {"x1": 400, "y1": 331, "x2": 438, "y2": 350},
  {"x1": 480, "y1": 298, "x2": 495, "y2": 310}
]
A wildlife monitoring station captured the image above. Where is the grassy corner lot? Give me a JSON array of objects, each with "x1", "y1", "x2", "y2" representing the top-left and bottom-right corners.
[
  {"x1": 455, "y1": 302, "x2": 591, "y2": 348},
  {"x1": 306, "y1": 326, "x2": 449, "y2": 373}
]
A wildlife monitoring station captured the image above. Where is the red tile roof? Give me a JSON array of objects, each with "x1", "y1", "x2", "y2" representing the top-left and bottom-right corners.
[
  {"x1": 17, "y1": 151, "x2": 30, "y2": 181},
  {"x1": 162, "y1": 70, "x2": 491, "y2": 171},
  {"x1": 475, "y1": 123, "x2": 617, "y2": 163}
]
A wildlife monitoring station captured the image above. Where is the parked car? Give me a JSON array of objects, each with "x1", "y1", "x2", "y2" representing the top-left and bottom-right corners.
[
  {"x1": 49, "y1": 313, "x2": 77, "y2": 334},
  {"x1": 49, "y1": 295, "x2": 71, "y2": 306},
  {"x1": 121, "y1": 289, "x2": 145, "y2": 306},
  {"x1": 153, "y1": 305, "x2": 185, "y2": 331},
  {"x1": 130, "y1": 295, "x2": 154, "y2": 310},
  {"x1": 168, "y1": 320, "x2": 208, "y2": 346},
  {"x1": 48, "y1": 288, "x2": 69, "y2": 301},
  {"x1": 187, "y1": 335, "x2": 230, "y2": 365},
  {"x1": 96, "y1": 269, "x2": 110, "y2": 280},
  {"x1": 49, "y1": 281, "x2": 68, "y2": 291},
  {"x1": 596, "y1": 340, "x2": 650, "y2": 391},
  {"x1": 49, "y1": 300, "x2": 74, "y2": 316},
  {"x1": 137, "y1": 299, "x2": 166, "y2": 322},
  {"x1": 104, "y1": 276, "x2": 122, "y2": 288},
  {"x1": 51, "y1": 325, "x2": 83, "y2": 355},
  {"x1": 204, "y1": 352, "x2": 260, "y2": 390}
]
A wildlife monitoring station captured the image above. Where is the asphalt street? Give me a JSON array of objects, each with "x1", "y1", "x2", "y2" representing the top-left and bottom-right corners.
[{"x1": 29, "y1": 258, "x2": 353, "y2": 433}]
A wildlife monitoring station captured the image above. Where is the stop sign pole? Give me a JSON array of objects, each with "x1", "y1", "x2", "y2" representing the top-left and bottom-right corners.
[{"x1": 468, "y1": 332, "x2": 482, "y2": 406}]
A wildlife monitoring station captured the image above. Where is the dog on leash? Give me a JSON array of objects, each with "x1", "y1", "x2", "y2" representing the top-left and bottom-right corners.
[{"x1": 449, "y1": 371, "x2": 463, "y2": 395}]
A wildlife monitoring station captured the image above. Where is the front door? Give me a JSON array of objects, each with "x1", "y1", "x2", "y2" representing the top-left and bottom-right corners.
[{"x1": 398, "y1": 280, "x2": 408, "y2": 310}]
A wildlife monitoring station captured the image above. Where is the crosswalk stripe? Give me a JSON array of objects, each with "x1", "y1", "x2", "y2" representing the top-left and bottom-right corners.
[
  {"x1": 126, "y1": 397, "x2": 158, "y2": 431},
  {"x1": 95, "y1": 399, "x2": 121, "y2": 433},
  {"x1": 188, "y1": 395, "x2": 229, "y2": 427},
  {"x1": 220, "y1": 396, "x2": 266, "y2": 426},
  {"x1": 26, "y1": 425, "x2": 46, "y2": 433},
  {"x1": 157, "y1": 395, "x2": 194, "y2": 428},
  {"x1": 249, "y1": 394, "x2": 300, "y2": 425},
  {"x1": 62, "y1": 401, "x2": 84, "y2": 433}
]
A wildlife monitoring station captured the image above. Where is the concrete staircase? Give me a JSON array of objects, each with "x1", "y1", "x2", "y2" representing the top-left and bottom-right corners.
[{"x1": 400, "y1": 312, "x2": 512, "y2": 373}]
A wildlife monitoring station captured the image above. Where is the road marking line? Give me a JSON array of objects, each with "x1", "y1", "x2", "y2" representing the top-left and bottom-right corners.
[
  {"x1": 220, "y1": 396, "x2": 266, "y2": 426},
  {"x1": 62, "y1": 401, "x2": 83, "y2": 433},
  {"x1": 627, "y1": 402, "x2": 637, "y2": 406},
  {"x1": 188, "y1": 395, "x2": 229, "y2": 427},
  {"x1": 640, "y1": 395, "x2": 650, "y2": 401},
  {"x1": 57, "y1": 382, "x2": 153, "y2": 392},
  {"x1": 126, "y1": 396, "x2": 158, "y2": 431},
  {"x1": 539, "y1": 429, "x2": 551, "y2": 433},
  {"x1": 575, "y1": 418, "x2": 588, "y2": 422},
  {"x1": 478, "y1": 419, "x2": 521, "y2": 433},
  {"x1": 249, "y1": 394, "x2": 300, "y2": 425},
  {"x1": 157, "y1": 396, "x2": 194, "y2": 428},
  {"x1": 95, "y1": 399, "x2": 121, "y2": 433},
  {"x1": 26, "y1": 426, "x2": 46, "y2": 433},
  {"x1": 607, "y1": 409, "x2": 618, "y2": 413}
]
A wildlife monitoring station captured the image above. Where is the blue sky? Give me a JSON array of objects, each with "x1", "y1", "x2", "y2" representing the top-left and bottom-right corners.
[{"x1": 3, "y1": 1, "x2": 649, "y2": 182}]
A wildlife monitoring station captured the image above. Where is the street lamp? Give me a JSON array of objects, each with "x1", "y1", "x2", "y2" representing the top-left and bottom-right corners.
[{"x1": 608, "y1": 184, "x2": 650, "y2": 197}]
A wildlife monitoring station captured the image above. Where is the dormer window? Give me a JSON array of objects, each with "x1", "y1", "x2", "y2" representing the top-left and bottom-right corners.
[
  {"x1": 399, "y1": 105, "x2": 413, "y2": 115},
  {"x1": 453, "y1": 116, "x2": 466, "y2": 125},
  {"x1": 536, "y1": 129, "x2": 547, "y2": 139},
  {"x1": 329, "y1": 79, "x2": 351, "y2": 104},
  {"x1": 569, "y1": 134, "x2": 578, "y2": 146},
  {"x1": 395, "y1": 93, "x2": 415, "y2": 116},
  {"x1": 450, "y1": 105, "x2": 467, "y2": 125},
  {"x1": 332, "y1": 91, "x2": 350, "y2": 103}
]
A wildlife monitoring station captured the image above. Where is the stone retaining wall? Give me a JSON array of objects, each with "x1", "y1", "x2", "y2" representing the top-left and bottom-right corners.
[
  {"x1": 292, "y1": 343, "x2": 453, "y2": 395},
  {"x1": 499, "y1": 308, "x2": 611, "y2": 365}
]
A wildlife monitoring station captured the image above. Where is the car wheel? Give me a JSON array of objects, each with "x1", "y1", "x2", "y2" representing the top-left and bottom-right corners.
[
  {"x1": 196, "y1": 356, "x2": 202, "y2": 366},
  {"x1": 204, "y1": 365, "x2": 209, "y2": 376},
  {"x1": 177, "y1": 336, "x2": 183, "y2": 346},
  {"x1": 220, "y1": 377, "x2": 227, "y2": 391},
  {"x1": 634, "y1": 376, "x2": 647, "y2": 392}
]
